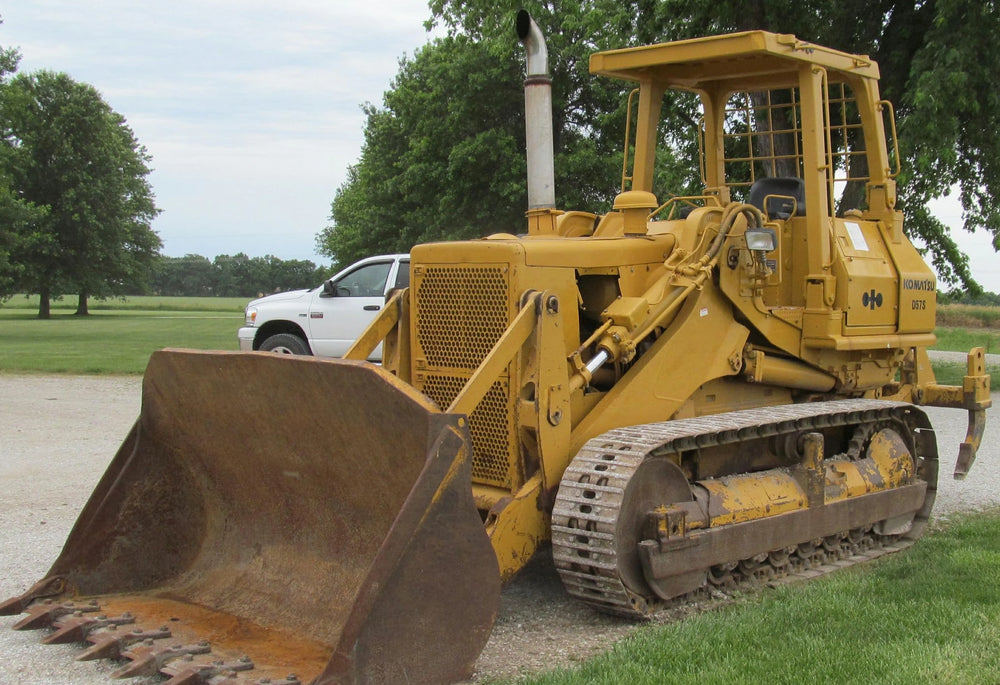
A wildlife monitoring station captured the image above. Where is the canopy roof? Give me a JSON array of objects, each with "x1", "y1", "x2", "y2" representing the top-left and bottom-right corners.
[{"x1": 590, "y1": 31, "x2": 879, "y2": 91}]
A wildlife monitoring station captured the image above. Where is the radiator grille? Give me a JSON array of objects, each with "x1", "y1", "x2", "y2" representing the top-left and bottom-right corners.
[
  {"x1": 414, "y1": 264, "x2": 516, "y2": 489},
  {"x1": 421, "y1": 375, "x2": 514, "y2": 487},
  {"x1": 416, "y1": 266, "x2": 510, "y2": 368}
]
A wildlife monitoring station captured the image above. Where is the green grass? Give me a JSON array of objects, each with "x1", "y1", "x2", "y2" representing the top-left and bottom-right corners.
[
  {"x1": 0, "y1": 306, "x2": 241, "y2": 374},
  {"x1": 512, "y1": 511, "x2": 1000, "y2": 685},
  {"x1": 2, "y1": 293, "x2": 245, "y2": 312},
  {"x1": 933, "y1": 327, "x2": 1000, "y2": 356},
  {"x1": 932, "y1": 360, "x2": 1000, "y2": 386},
  {"x1": 930, "y1": 328, "x2": 1000, "y2": 385}
]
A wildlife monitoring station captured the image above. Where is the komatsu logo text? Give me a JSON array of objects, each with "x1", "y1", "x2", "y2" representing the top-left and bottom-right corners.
[{"x1": 903, "y1": 278, "x2": 935, "y2": 291}]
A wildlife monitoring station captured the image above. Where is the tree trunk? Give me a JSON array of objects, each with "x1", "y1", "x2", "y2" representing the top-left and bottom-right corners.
[
  {"x1": 750, "y1": 90, "x2": 800, "y2": 179},
  {"x1": 75, "y1": 291, "x2": 89, "y2": 316},
  {"x1": 38, "y1": 286, "x2": 51, "y2": 319},
  {"x1": 837, "y1": 127, "x2": 869, "y2": 214}
]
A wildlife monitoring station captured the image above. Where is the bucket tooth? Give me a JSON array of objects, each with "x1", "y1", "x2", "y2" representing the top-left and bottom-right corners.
[
  {"x1": 160, "y1": 655, "x2": 254, "y2": 684},
  {"x1": 112, "y1": 640, "x2": 212, "y2": 679},
  {"x1": 77, "y1": 625, "x2": 172, "y2": 661},
  {"x1": 0, "y1": 596, "x2": 23, "y2": 617},
  {"x1": 43, "y1": 612, "x2": 135, "y2": 644},
  {"x1": 12, "y1": 599, "x2": 99, "y2": 630},
  {"x1": 0, "y1": 576, "x2": 67, "y2": 616}
]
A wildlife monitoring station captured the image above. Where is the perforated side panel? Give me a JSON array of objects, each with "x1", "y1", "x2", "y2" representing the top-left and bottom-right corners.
[
  {"x1": 421, "y1": 376, "x2": 513, "y2": 487},
  {"x1": 415, "y1": 266, "x2": 510, "y2": 369},
  {"x1": 413, "y1": 264, "x2": 517, "y2": 489}
]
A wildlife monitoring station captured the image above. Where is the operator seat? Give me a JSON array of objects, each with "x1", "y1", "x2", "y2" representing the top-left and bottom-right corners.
[{"x1": 749, "y1": 177, "x2": 806, "y2": 220}]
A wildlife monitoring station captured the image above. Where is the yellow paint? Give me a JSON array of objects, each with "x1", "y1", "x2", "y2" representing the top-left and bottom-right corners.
[
  {"x1": 825, "y1": 429, "x2": 914, "y2": 502},
  {"x1": 482, "y1": 475, "x2": 548, "y2": 582},
  {"x1": 701, "y1": 472, "x2": 807, "y2": 526},
  {"x1": 341, "y1": 29, "x2": 987, "y2": 584}
]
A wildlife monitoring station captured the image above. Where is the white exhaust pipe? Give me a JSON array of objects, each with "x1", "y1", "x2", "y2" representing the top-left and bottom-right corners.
[{"x1": 516, "y1": 10, "x2": 555, "y2": 211}]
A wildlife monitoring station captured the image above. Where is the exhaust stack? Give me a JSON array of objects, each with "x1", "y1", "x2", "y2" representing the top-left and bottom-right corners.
[{"x1": 516, "y1": 10, "x2": 557, "y2": 232}]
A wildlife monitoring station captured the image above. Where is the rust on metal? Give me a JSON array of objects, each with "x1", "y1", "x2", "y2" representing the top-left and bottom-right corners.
[
  {"x1": 77, "y1": 626, "x2": 173, "y2": 662},
  {"x1": 12, "y1": 599, "x2": 99, "y2": 631},
  {"x1": 42, "y1": 611, "x2": 135, "y2": 644},
  {"x1": 0, "y1": 576, "x2": 66, "y2": 616},
  {"x1": 2, "y1": 350, "x2": 501, "y2": 684},
  {"x1": 159, "y1": 655, "x2": 254, "y2": 685},
  {"x1": 113, "y1": 641, "x2": 213, "y2": 679}
]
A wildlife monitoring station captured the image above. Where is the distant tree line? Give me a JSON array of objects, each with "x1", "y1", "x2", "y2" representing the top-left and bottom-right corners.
[
  {"x1": 939, "y1": 289, "x2": 1000, "y2": 308},
  {"x1": 147, "y1": 254, "x2": 330, "y2": 298}
]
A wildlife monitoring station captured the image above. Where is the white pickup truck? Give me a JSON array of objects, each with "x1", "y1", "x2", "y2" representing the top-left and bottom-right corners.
[{"x1": 238, "y1": 254, "x2": 409, "y2": 360}]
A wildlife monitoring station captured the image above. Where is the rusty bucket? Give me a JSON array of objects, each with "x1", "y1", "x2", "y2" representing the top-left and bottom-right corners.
[{"x1": 2, "y1": 350, "x2": 500, "y2": 684}]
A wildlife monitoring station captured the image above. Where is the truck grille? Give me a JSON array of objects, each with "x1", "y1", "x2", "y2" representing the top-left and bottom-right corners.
[{"x1": 414, "y1": 265, "x2": 517, "y2": 489}]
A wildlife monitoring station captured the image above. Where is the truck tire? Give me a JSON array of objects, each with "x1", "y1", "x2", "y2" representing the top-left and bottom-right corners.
[{"x1": 259, "y1": 333, "x2": 311, "y2": 355}]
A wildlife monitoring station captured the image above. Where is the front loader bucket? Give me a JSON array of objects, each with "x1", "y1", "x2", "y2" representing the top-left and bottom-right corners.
[{"x1": 2, "y1": 350, "x2": 500, "y2": 684}]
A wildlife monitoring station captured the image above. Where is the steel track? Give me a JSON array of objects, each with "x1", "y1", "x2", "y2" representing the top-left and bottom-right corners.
[{"x1": 551, "y1": 399, "x2": 936, "y2": 617}]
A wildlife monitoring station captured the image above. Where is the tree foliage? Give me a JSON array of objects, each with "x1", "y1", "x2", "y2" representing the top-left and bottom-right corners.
[
  {"x1": 318, "y1": 36, "x2": 529, "y2": 268},
  {"x1": 322, "y1": 0, "x2": 998, "y2": 290},
  {"x1": 0, "y1": 70, "x2": 161, "y2": 317},
  {"x1": 317, "y1": 14, "x2": 630, "y2": 268},
  {"x1": 0, "y1": 26, "x2": 42, "y2": 297},
  {"x1": 150, "y1": 254, "x2": 329, "y2": 298}
]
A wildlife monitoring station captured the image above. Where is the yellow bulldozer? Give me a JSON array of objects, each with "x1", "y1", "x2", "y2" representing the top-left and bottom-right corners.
[{"x1": 2, "y1": 11, "x2": 991, "y2": 685}]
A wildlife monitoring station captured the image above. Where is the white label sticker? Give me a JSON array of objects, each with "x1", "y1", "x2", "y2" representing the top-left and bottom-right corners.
[
  {"x1": 845, "y1": 221, "x2": 869, "y2": 252},
  {"x1": 700, "y1": 307, "x2": 709, "y2": 317}
]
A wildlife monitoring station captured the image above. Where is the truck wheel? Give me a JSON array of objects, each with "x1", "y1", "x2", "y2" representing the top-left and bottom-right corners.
[{"x1": 259, "y1": 333, "x2": 311, "y2": 355}]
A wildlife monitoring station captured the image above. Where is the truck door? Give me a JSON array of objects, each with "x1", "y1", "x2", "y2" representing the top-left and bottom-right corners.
[{"x1": 308, "y1": 259, "x2": 394, "y2": 358}]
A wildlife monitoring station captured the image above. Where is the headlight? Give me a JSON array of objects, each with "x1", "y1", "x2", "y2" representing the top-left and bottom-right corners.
[
  {"x1": 245, "y1": 307, "x2": 257, "y2": 326},
  {"x1": 745, "y1": 227, "x2": 777, "y2": 252}
]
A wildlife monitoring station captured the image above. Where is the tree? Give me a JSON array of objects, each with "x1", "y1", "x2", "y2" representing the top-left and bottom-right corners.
[
  {"x1": 317, "y1": 36, "x2": 527, "y2": 268},
  {"x1": 264, "y1": 255, "x2": 327, "y2": 293},
  {"x1": 0, "y1": 71, "x2": 161, "y2": 317},
  {"x1": 150, "y1": 254, "x2": 215, "y2": 297},
  {"x1": 213, "y1": 253, "x2": 260, "y2": 297},
  {"x1": 0, "y1": 24, "x2": 46, "y2": 299},
  {"x1": 323, "y1": 0, "x2": 998, "y2": 290},
  {"x1": 317, "y1": 23, "x2": 630, "y2": 269}
]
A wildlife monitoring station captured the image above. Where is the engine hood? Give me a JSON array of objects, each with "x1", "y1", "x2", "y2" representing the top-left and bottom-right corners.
[{"x1": 247, "y1": 288, "x2": 311, "y2": 307}]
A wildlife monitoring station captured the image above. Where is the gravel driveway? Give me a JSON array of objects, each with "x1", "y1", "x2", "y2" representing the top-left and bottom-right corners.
[{"x1": 0, "y1": 374, "x2": 997, "y2": 684}]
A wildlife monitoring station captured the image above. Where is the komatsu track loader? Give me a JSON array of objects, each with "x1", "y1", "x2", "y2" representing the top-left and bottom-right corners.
[{"x1": 3, "y1": 11, "x2": 991, "y2": 685}]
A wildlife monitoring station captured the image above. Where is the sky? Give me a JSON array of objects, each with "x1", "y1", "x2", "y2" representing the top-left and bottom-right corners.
[
  {"x1": 2, "y1": 1, "x2": 998, "y2": 292},
  {"x1": 2, "y1": 0, "x2": 440, "y2": 267}
]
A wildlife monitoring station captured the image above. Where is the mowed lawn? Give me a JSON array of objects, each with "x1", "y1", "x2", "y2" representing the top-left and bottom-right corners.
[
  {"x1": 0, "y1": 296, "x2": 245, "y2": 374},
  {"x1": 516, "y1": 510, "x2": 1000, "y2": 685}
]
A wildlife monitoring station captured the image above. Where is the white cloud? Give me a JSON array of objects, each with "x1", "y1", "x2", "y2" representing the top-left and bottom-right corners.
[{"x1": 2, "y1": 0, "x2": 437, "y2": 265}]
